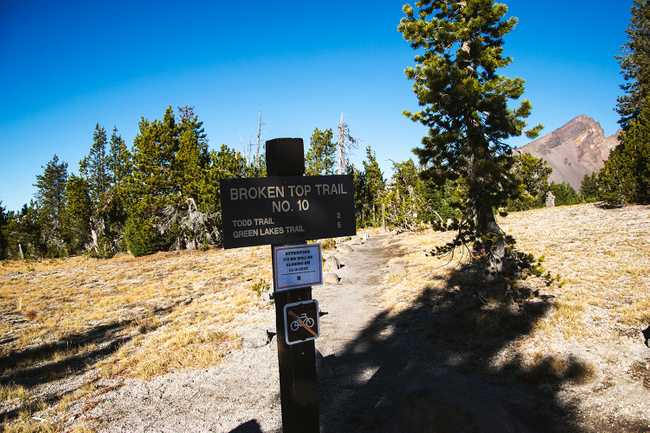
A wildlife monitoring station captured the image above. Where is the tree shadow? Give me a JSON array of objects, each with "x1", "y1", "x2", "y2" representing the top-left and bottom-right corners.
[
  {"x1": 319, "y1": 263, "x2": 595, "y2": 433},
  {"x1": 227, "y1": 419, "x2": 263, "y2": 433}
]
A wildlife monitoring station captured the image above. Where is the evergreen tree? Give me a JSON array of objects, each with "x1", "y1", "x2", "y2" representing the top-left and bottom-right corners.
[
  {"x1": 618, "y1": 102, "x2": 650, "y2": 203},
  {"x1": 360, "y1": 145, "x2": 385, "y2": 226},
  {"x1": 549, "y1": 182, "x2": 579, "y2": 206},
  {"x1": 348, "y1": 164, "x2": 367, "y2": 227},
  {"x1": 175, "y1": 107, "x2": 209, "y2": 201},
  {"x1": 0, "y1": 201, "x2": 7, "y2": 259},
  {"x1": 599, "y1": 1, "x2": 650, "y2": 205},
  {"x1": 124, "y1": 108, "x2": 180, "y2": 256},
  {"x1": 97, "y1": 127, "x2": 132, "y2": 255},
  {"x1": 421, "y1": 178, "x2": 464, "y2": 223},
  {"x1": 616, "y1": 0, "x2": 650, "y2": 130},
  {"x1": 399, "y1": 0, "x2": 542, "y2": 277},
  {"x1": 305, "y1": 128, "x2": 337, "y2": 176},
  {"x1": 206, "y1": 144, "x2": 249, "y2": 243},
  {"x1": 34, "y1": 155, "x2": 68, "y2": 257},
  {"x1": 508, "y1": 153, "x2": 552, "y2": 210},
  {"x1": 579, "y1": 172, "x2": 600, "y2": 203},
  {"x1": 4, "y1": 203, "x2": 42, "y2": 259},
  {"x1": 381, "y1": 159, "x2": 425, "y2": 230},
  {"x1": 81, "y1": 124, "x2": 111, "y2": 206},
  {"x1": 165, "y1": 106, "x2": 215, "y2": 250},
  {"x1": 598, "y1": 105, "x2": 650, "y2": 206},
  {"x1": 108, "y1": 127, "x2": 132, "y2": 185},
  {"x1": 62, "y1": 175, "x2": 92, "y2": 254}
]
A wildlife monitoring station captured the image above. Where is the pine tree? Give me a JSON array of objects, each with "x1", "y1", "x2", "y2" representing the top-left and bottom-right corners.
[
  {"x1": 421, "y1": 178, "x2": 464, "y2": 223},
  {"x1": 599, "y1": 0, "x2": 650, "y2": 205},
  {"x1": 598, "y1": 101, "x2": 650, "y2": 206},
  {"x1": 579, "y1": 172, "x2": 600, "y2": 203},
  {"x1": 81, "y1": 124, "x2": 111, "y2": 206},
  {"x1": 108, "y1": 127, "x2": 132, "y2": 185},
  {"x1": 35, "y1": 155, "x2": 68, "y2": 257},
  {"x1": 620, "y1": 103, "x2": 650, "y2": 203},
  {"x1": 175, "y1": 106, "x2": 209, "y2": 201},
  {"x1": 0, "y1": 201, "x2": 7, "y2": 259},
  {"x1": 206, "y1": 144, "x2": 249, "y2": 242},
  {"x1": 361, "y1": 145, "x2": 385, "y2": 226},
  {"x1": 381, "y1": 159, "x2": 425, "y2": 230},
  {"x1": 166, "y1": 106, "x2": 214, "y2": 249},
  {"x1": 616, "y1": 0, "x2": 650, "y2": 130},
  {"x1": 399, "y1": 0, "x2": 542, "y2": 277},
  {"x1": 305, "y1": 128, "x2": 337, "y2": 176},
  {"x1": 124, "y1": 108, "x2": 180, "y2": 256},
  {"x1": 98, "y1": 127, "x2": 132, "y2": 255},
  {"x1": 62, "y1": 175, "x2": 92, "y2": 253},
  {"x1": 548, "y1": 182, "x2": 579, "y2": 206},
  {"x1": 4, "y1": 203, "x2": 42, "y2": 259},
  {"x1": 508, "y1": 153, "x2": 552, "y2": 210},
  {"x1": 349, "y1": 164, "x2": 367, "y2": 227}
]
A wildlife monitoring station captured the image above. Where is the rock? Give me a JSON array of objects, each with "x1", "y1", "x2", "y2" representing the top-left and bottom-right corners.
[
  {"x1": 336, "y1": 244, "x2": 353, "y2": 253},
  {"x1": 240, "y1": 329, "x2": 270, "y2": 349},
  {"x1": 324, "y1": 255, "x2": 344, "y2": 272},
  {"x1": 545, "y1": 191, "x2": 555, "y2": 208},
  {"x1": 324, "y1": 272, "x2": 342, "y2": 285}
]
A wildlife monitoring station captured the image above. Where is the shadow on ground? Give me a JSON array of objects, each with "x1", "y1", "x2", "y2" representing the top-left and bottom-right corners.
[
  {"x1": 318, "y1": 263, "x2": 596, "y2": 433},
  {"x1": 228, "y1": 419, "x2": 263, "y2": 433},
  {"x1": 0, "y1": 302, "x2": 182, "y2": 424}
]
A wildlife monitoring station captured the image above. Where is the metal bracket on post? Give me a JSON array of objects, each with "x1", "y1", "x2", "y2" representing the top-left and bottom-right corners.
[{"x1": 267, "y1": 138, "x2": 320, "y2": 433}]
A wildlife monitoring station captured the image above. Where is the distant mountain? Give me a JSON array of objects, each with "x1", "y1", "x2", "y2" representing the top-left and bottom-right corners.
[{"x1": 517, "y1": 115, "x2": 619, "y2": 190}]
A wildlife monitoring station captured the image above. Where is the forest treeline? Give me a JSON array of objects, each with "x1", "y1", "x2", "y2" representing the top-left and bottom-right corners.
[
  {"x1": 1, "y1": 0, "x2": 648, "y2": 261},
  {"x1": 0, "y1": 105, "x2": 619, "y2": 261}
]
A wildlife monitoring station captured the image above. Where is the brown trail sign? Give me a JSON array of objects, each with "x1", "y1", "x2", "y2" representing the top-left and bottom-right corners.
[
  {"x1": 219, "y1": 137, "x2": 356, "y2": 433},
  {"x1": 220, "y1": 175, "x2": 355, "y2": 249}
]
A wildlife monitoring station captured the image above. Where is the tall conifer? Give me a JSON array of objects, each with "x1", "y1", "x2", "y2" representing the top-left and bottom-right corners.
[
  {"x1": 305, "y1": 128, "x2": 337, "y2": 176},
  {"x1": 399, "y1": 0, "x2": 542, "y2": 276},
  {"x1": 35, "y1": 154, "x2": 68, "y2": 256}
]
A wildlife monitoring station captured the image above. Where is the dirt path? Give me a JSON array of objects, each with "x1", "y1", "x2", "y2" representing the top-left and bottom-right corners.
[
  {"x1": 79, "y1": 231, "x2": 617, "y2": 433},
  {"x1": 81, "y1": 234, "x2": 391, "y2": 433}
]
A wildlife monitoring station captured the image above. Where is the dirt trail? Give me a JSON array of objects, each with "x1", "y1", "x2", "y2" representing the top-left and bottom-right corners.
[
  {"x1": 81, "y1": 234, "x2": 392, "y2": 433},
  {"x1": 79, "y1": 232, "x2": 604, "y2": 433}
]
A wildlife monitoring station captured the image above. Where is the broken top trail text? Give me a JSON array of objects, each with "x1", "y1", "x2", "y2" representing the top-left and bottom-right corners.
[
  {"x1": 219, "y1": 175, "x2": 356, "y2": 248},
  {"x1": 230, "y1": 183, "x2": 348, "y2": 201}
]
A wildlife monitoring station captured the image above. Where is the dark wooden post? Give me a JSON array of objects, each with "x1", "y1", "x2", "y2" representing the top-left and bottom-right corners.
[{"x1": 266, "y1": 138, "x2": 320, "y2": 433}]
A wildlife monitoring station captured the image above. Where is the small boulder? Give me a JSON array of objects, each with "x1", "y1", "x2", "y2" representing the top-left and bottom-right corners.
[
  {"x1": 324, "y1": 255, "x2": 344, "y2": 272},
  {"x1": 324, "y1": 272, "x2": 342, "y2": 285},
  {"x1": 240, "y1": 328, "x2": 270, "y2": 349},
  {"x1": 336, "y1": 244, "x2": 353, "y2": 253}
]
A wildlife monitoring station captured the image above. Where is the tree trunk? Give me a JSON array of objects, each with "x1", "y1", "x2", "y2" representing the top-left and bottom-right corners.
[
  {"x1": 17, "y1": 243, "x2": 24, "y2": 260},
  {"x1": 475, "y1": 201, "x2": 505, "y2": 280}
]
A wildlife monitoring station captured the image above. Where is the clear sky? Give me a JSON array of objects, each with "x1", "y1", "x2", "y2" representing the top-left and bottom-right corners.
[{"x1": 0, "y1": 0, "x2": 631, "y2": 211}]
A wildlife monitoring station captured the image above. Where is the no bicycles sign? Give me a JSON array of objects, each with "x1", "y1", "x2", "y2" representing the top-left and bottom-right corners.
[{"x1": 283, "y1": 300, "x2": 320, "y2": 345}]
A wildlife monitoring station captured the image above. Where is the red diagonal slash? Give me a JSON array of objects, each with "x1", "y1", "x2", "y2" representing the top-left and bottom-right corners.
[{"x1": 287, "y1": 310, "x2": 317, "y2": 337}]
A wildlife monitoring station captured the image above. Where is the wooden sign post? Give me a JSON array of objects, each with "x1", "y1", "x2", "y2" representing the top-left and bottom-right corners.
[{"x1": 219, "y1": 137, "x2": 356, "y2": 433}]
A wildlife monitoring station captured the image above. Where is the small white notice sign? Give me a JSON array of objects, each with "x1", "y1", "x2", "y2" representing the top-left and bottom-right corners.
[{"x1": 273, "y1": 244, "x2": 323, "y2": 292}]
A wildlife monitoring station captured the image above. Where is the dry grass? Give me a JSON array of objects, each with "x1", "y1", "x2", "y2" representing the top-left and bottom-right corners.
[
  {"x1": 376, "y1": 203, "x2": 650, "y2": 424},
  {"x1": 2, "y1": 410, "x2": 59, "y2": 433},
  {"x1": 0, "y1": 245, "x2": 272, "y2": 432},
  {"x1": 0, "y1": 246, "x2": 270, "y2": 365},
  {"x1": 0, "y1": 384, "x2": 28, "y2": 403},
  {"x1": 379, "y1": 204, "x2": 650, "y2": 342}
]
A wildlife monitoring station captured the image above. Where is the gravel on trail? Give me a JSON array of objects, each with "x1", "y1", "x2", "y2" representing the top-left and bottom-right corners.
[
  {"x1": 81, "y1": 234, "x2": 388, "y2": 433},
  {"x1": 78, "y1": 231, "x2": 636, "y2": 433}
]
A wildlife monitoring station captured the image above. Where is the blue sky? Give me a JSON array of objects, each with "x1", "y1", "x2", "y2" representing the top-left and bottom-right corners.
[{"x1": 0, "y1": 0, "x2": 631, "y2": 211}]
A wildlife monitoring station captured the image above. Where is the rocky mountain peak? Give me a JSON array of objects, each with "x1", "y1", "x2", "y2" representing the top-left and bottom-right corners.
[{"x1": 518, "y1": 115, "x2": 618, "y2": 190}]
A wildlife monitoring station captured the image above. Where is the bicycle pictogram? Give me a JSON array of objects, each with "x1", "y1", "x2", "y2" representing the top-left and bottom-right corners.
[{"x1": 290, "y1": 313, "x2": 315, "y2": 332}]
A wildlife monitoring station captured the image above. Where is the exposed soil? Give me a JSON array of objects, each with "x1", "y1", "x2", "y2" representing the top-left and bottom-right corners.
[
  {"x1": 3, "y1": 204, "x2": 648, "y2": 433},
  {"x1": 73, "y1": 219, "x2": 649, "y2": 432}
]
